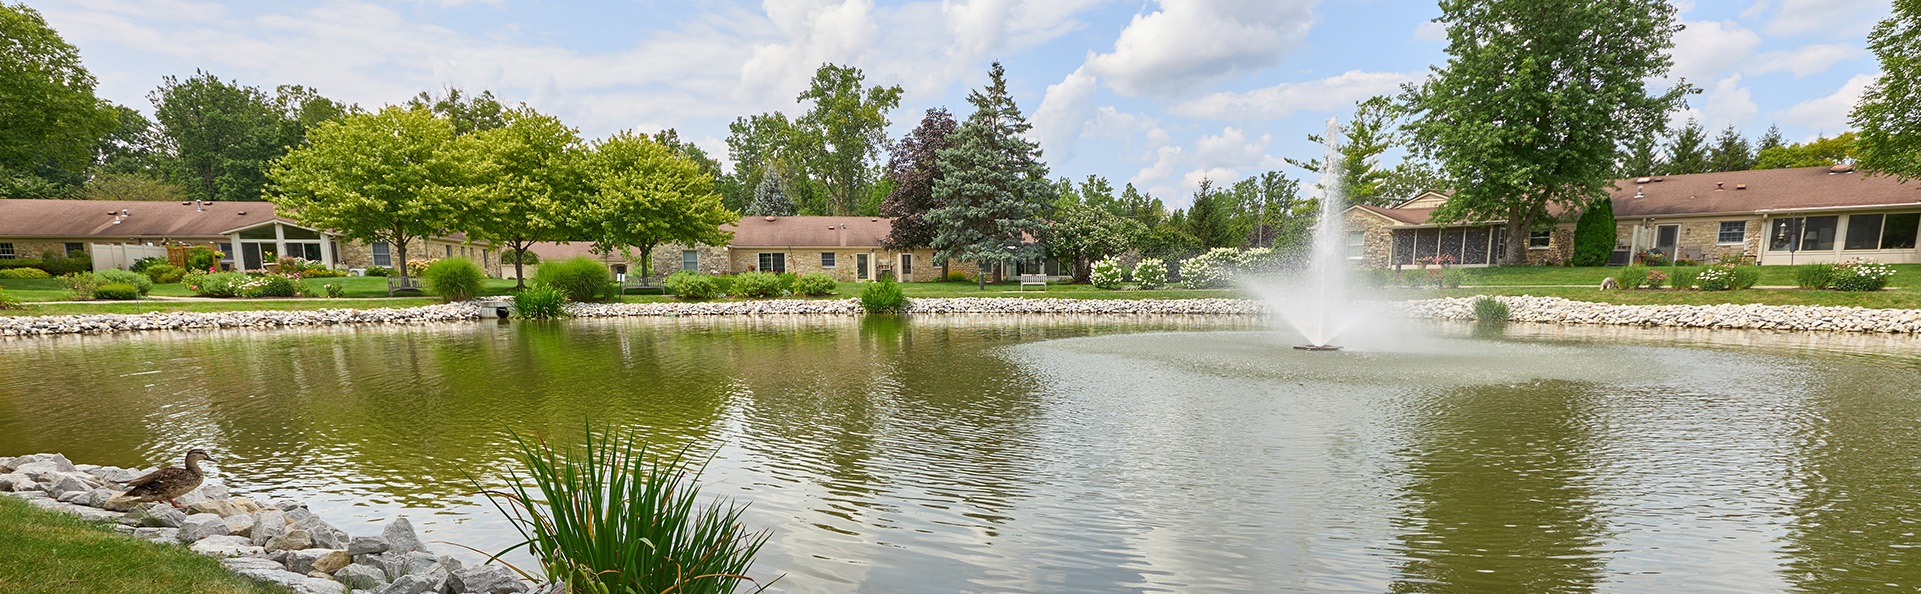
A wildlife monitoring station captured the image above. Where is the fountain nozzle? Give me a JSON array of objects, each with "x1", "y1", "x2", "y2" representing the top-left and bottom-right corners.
[{"x1": 1293, "y1": 344, "x2": 1343, "y2": 352}]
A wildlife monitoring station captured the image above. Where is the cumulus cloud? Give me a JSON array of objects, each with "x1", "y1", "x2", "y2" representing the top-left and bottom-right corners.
[
  {"x1": 1085, "y1": 0, "x2": 1318, "y2": 98},
  {"x1": 1182, "y1": 167, "x2": 1238, "y2": 190},
  {"x1": 1764, "y1": 0, "x2": 1889, "y2": 36},
  {"x1": 1778, "y1": 73, "x2": 1878, "y2": 132},
  {"x1": 1193, "y1": 126, "x2": 1270, "y2": 168},
  {"x1": 1667, "y1": 20, "x2": 1761, "y2": 83},
  {"x1": 1173, "y1": 70, "x2": 1418, "y2": 120},
  {"x1": 1132, "y1": 145, "x2": 1184, "y2": 188},
  {"x1": 1750, "y1": 44, "x2": 1862, "y2": 78},
  {"x1": 1702, "y1": 75, "x2": 1759, "y2": 128},
  {"x1": 1028, "y1": 67, "x2": 1098, "y2": 163},
  {"x1": 739, "y1": 0, "x2": 882, "y2": 102},
  {"x1": 1413, "y1": 20, "x2": 1446, "y2": 41}
]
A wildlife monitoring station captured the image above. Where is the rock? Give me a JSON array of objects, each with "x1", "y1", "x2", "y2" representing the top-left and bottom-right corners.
[
  {"x1": 386, "y1": 552, "x2": 442, "y2": 582},
  {"x1": 438, "y1": 555, "x2": 462, "y2": 573},
  {"x1": 295, "y1": 515, "x2": 350, "y2": 549},
  {"x1": 335, "y1": 564, "x2": 388, "y2": 590},
  {"x1": 187, "y1": 499, "x2": 246, "y2": 518},
  {"x1": 252, "y1": 509, "x2": 289, "y2": 546},
  {"x1": 375, "y1": 569, "x2": 446, "y2": 594},
  {"x1": 451, "y1": 565, "x2": 528, "y2": 594},
  {"x1": 312, "y1": 550, "x2": 353, "y2": 575},
  {"x1": 309, "y1": 570, "x2": 337, "y2": 581},
  {"x1": 58, "y1": 490, "x2": 89, "y2": 503},
  {"x1": 381, "y1": 517, "x2": 427, "y2": 554},
  {"x1": 190, "y1": 535, "x2": 264, "y2": 558},
  {"x1": 285, "y1": 548, "x2": 338, "y2": 574},
  {"x1": 30, "y1": 498, "x2": 125, "y2": 523},
  {"x1": 85, "y1": 466, "x2": 140, "y2": 484},
  {"x1": 172, "y1": 482, "x2": 228, "y2": 508},
  {"x1": 347, "y1": 535, "x2": 390, "y2": 556},
  {"x1": 0, "y1": 473, "x2": 35, "y2": 492},
  {"x1": 101, "y1": 494, "x2": 144, "y2": 512},
  {"x1": 266, "y1": 529, "x2": 315, "y2": 553},
  {"x1": 178, "y1": 513, "x2": 230, "y2": 542},
  {"x1": 272, "y1": 498, "x2": 308, "y2": 512},
  {"x1": 7, "y1": 453, "x2": 75, "y2": 475},
  {"x1": 286, "y1": 506, "x2": 317, "y2": 523},
  {"x1": 224, "y1": 512, "x2": 257, "y2": 537},
  {"x1": 2, "y1": 490, "x2": 49, "y2": 500},
  {"x1": 223, "y1": 557, "x2": 347, "y2": 594},
  {"x1": 133, "y1": 526, "x2": 180, "y2": 544},
  {"x1": 82, "y1": 487, "x2": 116, "y2": 508},
  {"x1": 231, "y1": 497, "x2": 268, "y2": 514},
  {"x1": 48, "y1": 473, "x2": 95, "y2": 498}
]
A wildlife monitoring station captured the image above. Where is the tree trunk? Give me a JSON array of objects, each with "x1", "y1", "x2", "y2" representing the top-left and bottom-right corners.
[
  {"x1": 977, "y1": 260, "x2": 986, "y2": 290},
  {"x1": 1502, "y1": 217, "x2": 1531, "y2": 265},
  {"x1": 639, "y1": 246, "x2": 653, "y2": 277},
  {"x1": 1073, "y1": 257, "x2": 1091, "y2": 284},
  {"x1": 395, "y1": 239, "x2": 411, "y2": 280},
  {"x1": 510, "y1": 241, "x2": 528, "y2": 290}
]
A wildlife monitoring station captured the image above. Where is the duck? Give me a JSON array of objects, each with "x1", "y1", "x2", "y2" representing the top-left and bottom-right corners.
[{"x1": 123, "y1": 449, "x2": 218, "y2": 508}]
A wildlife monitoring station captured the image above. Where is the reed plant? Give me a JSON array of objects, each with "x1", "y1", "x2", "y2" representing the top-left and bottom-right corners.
[
  {"x1": 511, "y1": 284, "x2": 569, "y2": 319},
  {"x1": 1471, "y1": 296, "x2": 1510, "y2": 322},
  {"x1": 476, "y1": 428, "x2": 773, "y2": 594}
]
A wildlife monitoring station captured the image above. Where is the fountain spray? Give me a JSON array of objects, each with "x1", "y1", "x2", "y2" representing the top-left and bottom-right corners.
[{"x1": 1289, "y1": 117, "x2": 1352, "y2": 351}]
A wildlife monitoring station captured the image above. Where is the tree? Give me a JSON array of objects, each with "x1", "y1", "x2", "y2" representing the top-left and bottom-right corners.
[
  {"x1": 267, "y1": 106, "x2": 461, "y2": 279},
  {"x1": 792, "y1": 64, "x2": 904, "y2": 215},
  {"x1": 443, "y1": 107, "x2": 586, "y2": 288},
  {"x1": 1570, "y1": 198, "x2": 1615, "y2": 266},
  {"x1": 1044, "y1": 203, "x2": 1147, "y2": 284},
  {"x1": 578, "y1": 131, "x2": 736, "y2": 277},
  {"x1": 927, "y1": 62, "x2": 1055, "y2": 289},
  {"x1": 406, "y1": 88, "x2": 506, "y2": 136},
  {"x1": 746, "y1": 168, "x2": 794, "y2": 216},
  {"x1": 152, "y1": 72, "x2": 348, "y2": 201},
  {"x1": 1287, "y1": 95, "x2": 1400, "y2": 206},
  {"x1": 1184, "y1": 179, "x2": 1241, "y2": 249},
  {"x1": 880, "y1": 108, "x2": 959, "y2": 250},
  {"x1": 1233, "y1": 171, "x2": 1312, "y2": 249},
  {"x1": 0, "y1": 3, "x2": 118, "y2": 192},
  {"x1": 1378, "y1": 160, "x2": 1450, "y2": 205},
  {"x1": 91, "y1": 104, "x2": 166, "y2": 176},
  {"x1": 1755, "y1": 125, "x2": 1787, "y2": 155},
  {"x1": 1755, "y1": 133, "x2": 1858, "y2": 169},
  {"x1": 79, "y1": 173, "x2": 186, "y2": 201},
  {"x1": 1664, "y1": 119, "x2": 1711, "y2": 174},
  {"x1": 1403, "y1": 0, "x2": 1690, "y2": 265},
  {"x1": 1707, "y1": 125, "x2": 1754, "y2": 172},
  {"x1": 1116, "y1": 183, "x2": 1167, "y2": 228},
  {"x1": 1851, "y1": 0, "x2": 1921, "y2": 182},
  {"x1": 1618, "y1": 133, "x2": 1665, "y2": 177}
]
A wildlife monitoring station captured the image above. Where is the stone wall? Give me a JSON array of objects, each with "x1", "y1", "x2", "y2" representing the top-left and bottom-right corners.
[
  {"x1": 1344, "y1": 211, "x2": 1397, "y2": 269},
  {"x1": 0, "y1": 240, "x2": 80, "y2": 260},
  {"x1": 1613, "y1": 217, "x2": 1762, "y2": 263},
  {"x1": 1523, "y1": 225, "x2": 1577, "y2": 265},
  {"x1": 720, "y1": 247, "x2": 944, "y2": 282},
  {"x1": 333, "y1": 238, "x2": 501, "y2": 277}
]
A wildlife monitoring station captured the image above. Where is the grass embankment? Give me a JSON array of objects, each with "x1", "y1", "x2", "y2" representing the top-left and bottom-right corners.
[
  {"x1": 0, "y1": 496, "x2": 273, "y2": 594},
  {"x1": 1421, "y1": 263, "x2": 1921, "y2": 308}
]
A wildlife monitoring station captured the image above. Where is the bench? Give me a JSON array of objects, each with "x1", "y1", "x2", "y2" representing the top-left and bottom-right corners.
[
  {"x1": 617, "y1": 274, "x2": 666, "y2": 295},
  {"x1": 1017, "y1": 274, "x2": 1048, "y2": 291},
  {"x1": 386, "y1": 275, "x2": 425, "y2": 296}
]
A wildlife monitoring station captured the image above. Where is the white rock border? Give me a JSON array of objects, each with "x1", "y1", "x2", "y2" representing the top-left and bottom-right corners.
[{"x1": 1402, "y1": 295, "x2": 1921, "y2": 334}]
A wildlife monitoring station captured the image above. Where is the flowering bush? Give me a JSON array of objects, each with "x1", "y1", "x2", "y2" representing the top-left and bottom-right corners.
[
  {"x1": 1637, "y1": 250, "x2": 1670, "y2": 266},
  {"x1": 323, "y1": 283, "x2": 346, "y2": 298},
  {"x1": 184, "y1": 271, "x2": 250, "y2": 297},
  {"x1": 407, "y1": 258, "x2": 441, "y2": 276},
  {"x1": 238, "y1": 274, "x2": 302, "y2": 298},
  {"x1": 94, "y1": 269, "x2": 153, "y2": 296},
  {"x1": 1643, "y1": 269, "x2": 1669, "y2": 289},
  {"x1": 1694, "y1": 265, "x2": 1736, "y2": 291},
  {"x1": 1133, "y1": 258, "x2": 1168, "y2": 290},
  {"x1": 1832, "y1": 259, "x2": 1896, "y2": 292},
  {"x1": 1089, "y1": 258, "x2": 1125, "y2": 289},
  {"x1": 1180, "y1": 248, "x2": 1242, "y2": 288}
]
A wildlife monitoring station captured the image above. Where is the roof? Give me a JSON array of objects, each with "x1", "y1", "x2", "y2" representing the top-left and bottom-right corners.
[
  {"x1": 0, "y1": 199, "x2": 283, "y2": 238},
  {"x1": 728, "y1": 216, "x2": 894, "y2": 247},
  {"x1": 1358, "y1": 166, "x2": 1921, "y2": 226}
]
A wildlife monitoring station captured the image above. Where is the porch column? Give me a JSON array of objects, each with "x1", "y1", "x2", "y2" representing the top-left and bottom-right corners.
[
  {"x1": 320, "y1": 232, "x2": 335, "y2": 268},
  {"x1": 274, "y1": 224, "x2": 287, "y2": 266},
  {"x1": 227, "y1": 232, "x2": 242, "y2": 271}
]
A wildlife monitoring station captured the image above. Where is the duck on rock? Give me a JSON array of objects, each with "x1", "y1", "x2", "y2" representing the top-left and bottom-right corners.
[{"x1": 123, "y1": 449, "x2": 218, "y2": 508}]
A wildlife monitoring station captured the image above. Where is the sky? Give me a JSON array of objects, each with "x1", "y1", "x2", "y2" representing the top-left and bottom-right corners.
[{"x1": 29, "y1": 0, "x2": 1895, "y2": 208}]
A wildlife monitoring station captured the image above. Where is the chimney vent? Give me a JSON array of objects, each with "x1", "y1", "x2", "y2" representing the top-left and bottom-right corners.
[
  {"x1": 1716, "y1": 182, "x2": 1725, "y2": 191},
  {"x1": 1830, "y1": 164, "x2": 1855, "y2": 174},
  {"x1": 1736, "y1": 184, "x2": 1747, "y2": 190},
  {"x1": 764, "y1": 216, "x2": 775, "y2": 221},
  {"x1": 1635, "y1": 177, "x2": 1651, "y2": 184},
  {"x1": 1635, "y1": 186, "x2": 1644, "y2": 197}
]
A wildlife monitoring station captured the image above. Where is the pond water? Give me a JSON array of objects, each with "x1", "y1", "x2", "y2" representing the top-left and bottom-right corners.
[{"x1": 4, "y1": 315, "x2": 1921, "y2": 593}]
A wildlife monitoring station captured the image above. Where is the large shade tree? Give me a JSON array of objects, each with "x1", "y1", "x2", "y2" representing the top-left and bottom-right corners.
[
  {"x1": 152, "y1": 72, "x2": 350, "y2": 201},
  {"x1": 1403, "y1": 0, "x2": 1691, "y2": 265},
  {"x1": 792, "y1": 64, "x2": 903, "y2": 216},
  {"x1": 880, "y1": 108, "x2": 959, "y2": 250},
  {"x1": 445, "y1": 107, "x2": 586, "y2": 288},
  {"x1": 1852, "y1": 0, "x2": 1921, "y2": 183},
  {"x1": 1044, "y1": 203, "x2": 1146, "y2": 284},
  {"x1": 0, "y1": 3, "x2": 118, "y2": 196},
  {"x1": 927, "y1": 63, "x2": 1056, "y2": 289},
  {"x1": 578, "y1": 131, "x2": 736, "y2": 277},
  {"x1": 267, "y1": 106, "x2": 461, "y2": 279}
]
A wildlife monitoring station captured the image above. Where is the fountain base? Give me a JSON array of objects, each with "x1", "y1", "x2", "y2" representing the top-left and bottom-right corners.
[{"x1": 1293, "y1": 344, "x2": 1343, "y2": 352}]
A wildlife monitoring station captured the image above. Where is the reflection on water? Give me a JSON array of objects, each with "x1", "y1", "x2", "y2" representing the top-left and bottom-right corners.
[{"x1": 3, "y1": 316, "x2": 1921, "y2": 592}]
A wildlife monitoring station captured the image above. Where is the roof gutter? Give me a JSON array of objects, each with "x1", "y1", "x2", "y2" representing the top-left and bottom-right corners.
[{"x1": 1747, "y1": 202, "x2": 1921, "y2": 215}]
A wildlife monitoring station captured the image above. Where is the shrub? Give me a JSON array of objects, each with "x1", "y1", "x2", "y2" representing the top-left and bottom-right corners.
[
  {"x1": 860, "y1": 274, "x2": 906, "y2": 313},
  {"x1": 184, "y1": 247, "x2": 219, "y2": 271},
  {"x1": 406, "y1": 258, "x2": 441, "y2": 277},
  {"x1": 363, "y1": 266, "x2": 394, "y2": 277},
  {"x1": 1729, "y1": 265, "x2": 1760, "y2": 290},
  {"x1": 793, "y1": 273, "x2": 837, "y2": 296},
  {"x1": 733, "y1": 271, "x2": 783, "y2": 298},
  {"x1": 534, "y1": 257, "x2": 614, "y2": 302},
  {"x1": 1716, "y1": 253, "x2": 1746, "y2": 265},
  {"x1": 1832, "y1": 260, "x2": 1896, "y2": 292},
  {"x1": 710, "y1": 274, "x2": 736, "y2": 298},
  {"x1": 1636, "y1": 250, "x2": 1670, "y2": 267},
  {"x1": 0, "y1": 258, "x2": 45, "y2": 271},
  {"x1": 1181, "y1": 248, "x2": 1240, "y2": 288},
  {"x1": 1440, "y1": 268, "x2": 1468, "y2": 289},
  {"x1": 1643, "y1": 269, "x2": 1669, "y2": 289},
  {"x1": 1794, "y1": 263, "x2": 1836, "y2": 289},
  {"x1": 94, "y1": 269, "x2": 153, "y2": 295},
  {"x1": 1472, "y1": 296, "x2": 1510, "y2": 322},
  {"x1": 1571, "y1": 198, "x2": 1615, "y2": 266},
  {"x1": 0, "y1": 289, "x2": 22, "y2": 310},
  {"x1": 41, "y1": 254, "x2": 90, "y2": 276},
  {"x1": 323, "y1": 283, "x2": 346, "y2": 298},
  {"x1": 945, "y1": 270, "x2": 971, "y2": 283},
  {"x1": 59, "y1": 273, "x2": 100, "y2": 300},
  {"x1": 477, "y1": 427, "x2": 771, "y2": 594},
  {"x1": 239, "y1": 275, "x2": 301, "y2": 298},
  {"x1": 1090, "y1": 258, "x2": 1124, "y2": 289},
  {"x1": 664, "y1": 271, "x2": 722, "y2": 300},
  {"x1": 511, "y1": 283, "x2": 570, "y2": 318},
  {"x1": 93, "y1": 283, "x2": 139, "y2": 300},
  {"x1": 423, "y1": 257, "x2": 485, "y2": 302},
  {"x1": 143, "y1": 264, "x2": 182, "y2": 283},
  {"x1": 1133, "y1": 258, "x2": 1168, "y2": 290},
  {"x1": 1616, "y1": 265, "x2": 1651, "y2": 289},
  {"x1": 1694, "y1": 265, "x2": 1736, "y2": 291},
  {"x1": 130, "y1": 257, "x2": 165, "y2": 272},
  {"x1": 186, "y1": 271, "x2": 249, "y2": 297},
  {"x1": 1669, "y1": 266, "x2": 1702, "y2": 290},
  {"x1": 777, "y1": 272, "x2": 798, "y2": 294},
  {"x1": 1674, "y1": 257, "x2": 1699, "y2": 266},
  {"x1": 300, "y1": 268, "x2": 347, "y2": 278},
  {"x1": 0, "y1": 268, "x2": 51, "y2": 279}
]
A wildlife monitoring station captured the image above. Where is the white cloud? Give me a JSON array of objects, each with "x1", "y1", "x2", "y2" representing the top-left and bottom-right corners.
[
  {"x1": 1750, "y1": 44, "x2": 1861, "y2": 78},
  {"x1": 1412, "y1": 20, "x2": 1446, "y2": 41},
  {"x1": 1029, "y1": 67, "x2": 1098, "y2": 163},
  {"x1": 1089, "y1": 106, "x2": 1159, "y2": 139},
  {"x1": 1667, "y1": 20, "x2": 1761, "y2": 83},
  {"x1": 739, "y1": 0, "x2": 882, "y2": 102},
  {"x1": 1739, "y1": 1, "x2": 1769, "y2": 21},
  {"x1": 1778, "y1": 73, "x2": 1878, "y2": 132},
  {"x1": 1084, "y1": 0, "x2": 1318, "y2": 98},
  {"x1": 1764, "y1": 0, "x2": 1888, "y2": 36},
  {"x1": 1193, "y1": 126, "x2": 1269, "y2": 168},
  {"x1": 1173, "y1": 70, "x2": 1418, "y2": 120},
  {"x1": 1132, "y1": 145, "x2": 1184, "y2": 187},
  {"x1": 1182, "y1": 167, "x2": 1237, "y2": 190},
  {"x1": 1703, "y1": 75, "x2": 1758, "y2": 128}
]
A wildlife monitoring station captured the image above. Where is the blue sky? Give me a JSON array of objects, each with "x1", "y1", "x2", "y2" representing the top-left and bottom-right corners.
[{"x1": 31, "y1": 0, "x2": 1893, "y2": 207}]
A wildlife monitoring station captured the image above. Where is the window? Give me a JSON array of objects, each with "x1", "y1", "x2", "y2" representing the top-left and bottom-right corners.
[
  {"x1": 1771, "y1": 216, "x2": 1839, "y2": 251},
  {"x1": 64, "y1": 242, "x2": 84, "y2": 256},
  {"x1": 1846, "y1": 214, "x2": 1884, "y2": 250},
  {"x1": 239, "y1": 225, "x2": 276, "y2": 240},
  {"x1": 612, "y1": 264, "x2": 627, "y2": 277},
  {"x1": 1883, "y1": 213, "x2": 1920, "y2": 250},
  {"x1": 482, "y1": 249, "x2": 490, "y2": 265},
  {"x1": 0, "y1": 243, "x2": 12, "y2": 259},
  {"x1": 1527, "y1": 230, "x2": 1552, "y2": 249},
  {"x1": 445, "y1": 245, "x2": 452, "y2": 258},
  {"x1": 372, "y1": 242, "x2": 392, "y2": 267},
  {"x1": 681, "y1": 250, "x2": 699, "y2": 272},
  {"x1": 1345, "y1": 231, "x2": 1365, "y2": 259},
  {"x1": 820, "y1": 252, "x2": 836, "y2": 268},
  {"x1": 900, "y1": 253, "x2": 913, "y2": 275},
  {"x1": 281, "y1": 226, "x2": 320, "y2": 240},
  {"x1": 217, "y1": 242, "x2": 234, "y2": 262},
  {"x1": 757, "y1": 253, "x2": 786, "y2": 273},
  {"x1": 1717, "y1": 221, "x2": 1747, "y2": 245}
]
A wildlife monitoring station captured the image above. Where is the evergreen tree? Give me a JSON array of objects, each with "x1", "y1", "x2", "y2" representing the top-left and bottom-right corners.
[
  {"x1": 746, "y1": 167, "x2": 794, "y2": 216},
  {"x1": 1184, "y1": 179, "x2": 1240, "y2": 249},
  {"x1": 1570, "y1": 198, "x2": 1615, "y2": 266},
  {"x1": 1664, "y1": 119, "x2": 1711, "y2": 174},
  {"x1": 926, "y1": 62, "x2": 1056, "y2": 289},
  {"x1": 1618, "y1": 133, "x2": 1665, "y2": 177},
  {"x1": 1708, "y1": 125, "x2": 1754, "y2": 172},
  {"x1": 880, "y1": 108, "x2": 958, "y2": 249},
  {"x1": 1755, "y1": 125, "x2": 1786, "y2": 156}
]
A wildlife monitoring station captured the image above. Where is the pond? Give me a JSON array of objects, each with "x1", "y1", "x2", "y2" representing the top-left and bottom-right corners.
[{"x1": 3, "y1": 315, "x2": 1921, "y2": 593}]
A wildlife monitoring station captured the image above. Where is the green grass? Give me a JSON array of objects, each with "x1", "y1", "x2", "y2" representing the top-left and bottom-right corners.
[
  {"x1": 0, "y1": 299, "x2": 447, "y2": 317},
  {"x1": 1424, "y1": 286, "x2": 1921, "y2": 308},
  {"x1": 0, "y1": 496, "x2": 275, "y2": 594},
  {"x1": 0, "y1": 276, "x2": 528, "y2": 302},
  {"x1": 1453, "y1": 263, "x2": 1921, "y2": 287}
]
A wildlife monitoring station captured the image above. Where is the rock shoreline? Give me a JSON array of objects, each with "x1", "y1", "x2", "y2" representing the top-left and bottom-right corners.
[
  {"x1": 0, "y1": 453, "x2": 552, "y2": 594},
  {"x1": 2, "y1": 295, "x2": 1920, "y2": 336}
]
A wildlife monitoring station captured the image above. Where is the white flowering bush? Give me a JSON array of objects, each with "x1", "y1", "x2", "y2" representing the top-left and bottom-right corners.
[
  {"x1": 1090, "y1": 258, "x2": 1125, "y2": 289},
  {"x1": 1133, "y1": 258, "x2": 1168, "y2": 290},
  {"x1": 1180, "y1": 248, "x2": 1242, "y2": 288},
  {"x1": 1694, "y1": 264, "x2": 1736, "y2": 291},
  {"x1": 1832, "y1": 259, "x2": 1896, "y2": 292}
]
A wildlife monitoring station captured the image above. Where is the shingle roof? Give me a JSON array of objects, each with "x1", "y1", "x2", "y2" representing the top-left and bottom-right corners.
[
  {"x1": 0, "y1": 199, "x2": 282, "y2": 238},
  {"x1": 728, "y1": 216, "x2": 894, "y2": 247},
  {"x1": 1358, "y1": 166, "x2": 1921, "y2": 226}
]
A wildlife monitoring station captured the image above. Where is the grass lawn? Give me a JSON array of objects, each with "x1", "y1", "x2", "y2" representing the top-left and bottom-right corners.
[
  {"x1": 1422, "y1": 285, "x2": 1921, "y2": 308},
  {"x1": 0, "y1": 276, "x2": 528, "y2": 303},
  {"x1": 1448, "y1": 263, "x2": 1921, "y2": 288},
  {"x1": 0, "y1": 496, "x2": 274, "y2": 594}
]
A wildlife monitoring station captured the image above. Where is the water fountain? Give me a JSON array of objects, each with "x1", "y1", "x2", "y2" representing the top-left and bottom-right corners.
[{"x1": 1282, "y1": 117, "x2": 1354, "y2": 351}]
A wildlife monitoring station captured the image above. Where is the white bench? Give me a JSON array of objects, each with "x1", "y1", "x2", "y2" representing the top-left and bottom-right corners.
[{"x1": 1017, "y1": 274, "x2": 1048, "y2": 291}]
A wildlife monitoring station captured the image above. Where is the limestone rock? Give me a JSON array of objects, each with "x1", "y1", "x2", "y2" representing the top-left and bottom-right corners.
[
  {"x1": 223, "y1": 557, "x2": 347, "y2": 594},
  {"x1": 295, "y1": 515, "x2": 350, "y2": 549},
  {"x1": 375, "y1": 568, "x2": 446, "y2": 594},
  {"x1": 252, "y1": 509, "x2": 289, "y2": 546},
  {"x1": 347, "y1": 535, "x2": 390, "y2": 556},
  {"x1": 224, "y1": 512, "x2": 257, "y2": 537},
  {"x1": 309, "y1": 570, "x2": 337, "y2": 581},
  {"x1": 187, "y1": 499, "x2": 246, "y2": 518},
  {"x1": 385, "y1": 551, "x2": 442, "y2": 582},
  {"x1": 102, "y1": 494, "x2": 144, "y2": 512},
  {"x1": 231, "y1": 497, "x2": 268, "y2": 514},
  {"x1": 132, "y1": 527, "x2": 180, "y2": 545},
  {"x1": 0, "y1": 473, "x2": 35, "y2": 492},
  {"x1": 335, "y1": 563, "x2": 388, "y2": 590},
  {"x1": 267, "y1": 529, "x2": 315, "y2": 553},
  {"x1": 312, "y1": 550, "x2": 354, "y2": 575},
  {"x1": 86, "y1": 466, "x2": 140, "y2": 484},
  {"x1": 451, "y1": 565, "x2": 528, "y2": 594},
  {"x1": 190, "y1": 535, "x2": 264, "y2": 558},
  {"x1": 381, "y1": 517, "x2": 427, "y2": 554},
  {"x1": 48, "y1": 473, "x2": 95, "y2": 498},
  {"x1": 178, "y1": 512, "x2": 230, "y2": 542},
  {"x1": 285, "y1": 548, "x2": 339, "y2": 574}
]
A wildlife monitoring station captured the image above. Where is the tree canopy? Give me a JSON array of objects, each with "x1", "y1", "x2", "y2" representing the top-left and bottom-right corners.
[
  {"x1": 152, "y1": 72, "x2": 351, "y2": 201},
  {"x1": 792, "y1": 64, "x2": 903, "y2": 216},
  {"x1": 1851, "y1": 0, "x2": 1921, "y2": 183},
  {"x1": 927, "y1": 63, "x2": 1055, "y2": 286},
  {"x1": 1664, "y1": 119, "x2": 1711, "y2": 175},
  {"x1": 1287, "y1": 96, "x2": 1400, "y2": 206},
  {"x1": 443, "y1": 106, "x2": 586, "y2": 287},
  {"x1": 880, "y1": 108, "x2": 958, "y2": 250},
  {"x1": 578, "y1": 131, "x2": 736, "y2": 277},
  {"x1": 1755, "y1": 133, "x2": 1858, "y2": 169},
  {"x1": 0, "y1": 3, "x2": 118, "y2": 195},
  {"x1": 267, "y1": 106, "x2": 460, "y2": 277}
]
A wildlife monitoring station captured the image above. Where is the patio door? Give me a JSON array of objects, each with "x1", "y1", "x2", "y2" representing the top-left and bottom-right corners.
[
  {"x1": 1655, "y1": 225, "x2": 1679, "y2": 255},
  {"x1": 898, "y1": 254, "x2": 913, "y2": 281},
  {"x1": 856, "y1": 254, "x2": 869, "y2": 280}
]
